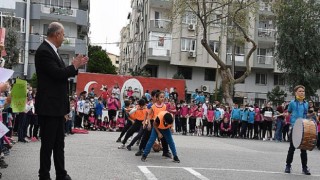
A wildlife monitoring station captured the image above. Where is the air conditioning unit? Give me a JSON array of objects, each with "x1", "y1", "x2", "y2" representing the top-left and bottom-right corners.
[
  {"x1": 188, "y1": 24, "x2": 195, "y2": 31},
  {"x1": 188, "y1": 51, "x2": 196, "y2": 58},
  {"x1": 201, "y1": 85, "x2": 209, "y2": 93}
]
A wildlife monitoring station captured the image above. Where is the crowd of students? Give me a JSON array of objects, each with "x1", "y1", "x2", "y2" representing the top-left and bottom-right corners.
[{"x1": 1, "y1": 84, "x2": 320, "y2": 174}]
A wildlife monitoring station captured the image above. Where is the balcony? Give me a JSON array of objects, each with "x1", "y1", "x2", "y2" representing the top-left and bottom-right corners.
[
  {"x1": 226, "y1": 53, "x2": 246, "y2": 67},
  {"x1": 150, "y1": 0, "x2": 173, "y2": 9},
  {"x1": 28, "y1": 34, "x2": 86, "y2": 53},
  {"x1": 259, "y1": 1, "x2": 273, "y2": 15},
  {"x1": 147, "y1": 48, "x2": 171, "y2": 62},
  {"x1": 257, "y1": 28, "x2": 276, "y2": 42},
  {"x1": 253, "y1": 55, "x2": 274, "y2": 69},
  {"x1": 150, "y1": 19, "x2": 171, "y2": 33},
  {"x1": 30, "y1": 4, "x2": 88, "y2": 26}
]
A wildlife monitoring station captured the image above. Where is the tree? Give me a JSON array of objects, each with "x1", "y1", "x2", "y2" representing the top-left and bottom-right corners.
[
  {"x1": 267, "y1": 86, "x2": 287, "y2": 106},
  {"x1": 130, "y1": 68, "x2": 151, "y2": 77},
  {"x1": 87, "y1": 45, "x2": 117, "y2": 74},
  {"x1": 29, "y1": 73, "x2": 37, "y2": 89},
  {"x1": 171, "y1": 0, "x2": 257, "y2": 105},
  {"x1": 274, "y1": 0, "x2": 320, "y2": 98},
  {"x1": 4, "y1": 27, "x2": 20, "y2": 69}
]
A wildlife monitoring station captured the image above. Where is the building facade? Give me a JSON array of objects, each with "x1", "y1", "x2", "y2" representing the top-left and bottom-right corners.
[
  {"x1": 107, "y1": 52, "x2": 120, "y2": 72},
  {"x1": 0, "y1": 0, "x2": 89, "y2": 82},
  {"x1": 119, "y1": 0, "x2": 305, "y2": 105}
]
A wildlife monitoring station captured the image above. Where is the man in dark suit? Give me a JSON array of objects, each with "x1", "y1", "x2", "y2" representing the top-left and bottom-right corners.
[{"x1": 35, "y1": 22, "x2": 88, "y2": 180}]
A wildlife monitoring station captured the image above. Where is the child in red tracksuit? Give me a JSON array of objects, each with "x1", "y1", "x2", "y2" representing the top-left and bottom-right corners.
[
  {"x1": 88, "y1": 112, "x2": 95, "y2": 130},
  {"x1": 220, "y1": 117, "x2": 232, "y2": 137},
  {"x1": 116, "y1": 112, "x2": 125, "y2": 131},
  {"x1": 207, "y1": 104, "x2": 214, "y2": 136},
  {"x1": 180, "y1": 101, "x2": 189, "y2": 135},
  {"x1": 195, "y1": 106, "x2": 203, "y2": 136}
]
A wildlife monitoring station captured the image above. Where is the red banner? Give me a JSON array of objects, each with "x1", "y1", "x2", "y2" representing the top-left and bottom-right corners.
[{"x1": 76, "y1": 72, "x2": 185, "y2": 102}]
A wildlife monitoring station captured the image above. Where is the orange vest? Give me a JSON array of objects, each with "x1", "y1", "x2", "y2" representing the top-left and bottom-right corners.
[
  {"x1": 157, "y1": 111, "x2": 173, "y2": 129},
  {"x1": 130, "y1": 106, "x2": 147, "y2": 121},
  {"x1": 151, "y1": 103, "x2": 167, "y2": 120}
]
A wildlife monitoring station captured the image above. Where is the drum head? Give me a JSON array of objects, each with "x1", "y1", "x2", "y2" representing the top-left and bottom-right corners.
[{"x1": 292, "y1": 119, "x2": 303, "y2": 148}]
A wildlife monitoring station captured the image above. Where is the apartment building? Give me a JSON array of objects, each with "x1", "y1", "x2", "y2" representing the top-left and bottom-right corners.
[
  {"x1": 107, "y1": 52, "x2": 120, "y2": 72},
  {"x1": 119, "y1": 0, "x2": 302, "y2": 104},
  {"x1": 0, "y1": 0, "x2": 89, "y2": 82}
]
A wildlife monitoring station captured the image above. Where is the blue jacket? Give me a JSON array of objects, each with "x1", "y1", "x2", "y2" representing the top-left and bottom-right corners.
[
  {"x1": 231, "y1": 108, "x2": 241, "y2": 120},
  {"x1": 214, "y1": 110, "x2": 221, "y2": 121},
  {"x1": 241, "y1": 110, "x2": 249, "y2": 121},
  {"x1": 248, "y1": 111, "x2": 255, "y2": 124}
]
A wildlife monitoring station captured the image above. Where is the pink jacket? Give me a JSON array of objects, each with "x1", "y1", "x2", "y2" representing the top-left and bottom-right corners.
[
  {"x1": 167, "y1": 103, "x2": 177, "y2": 114},
  {"x1": 89, "y1": 116, "x2": 95, "y2": 123},
  {"x1": 107, "y1": 98, "x2": 119, "y2": 110},
  {"x1": 189, "y1": 105, "x2": 198, "y2": 117},
  {"x1": 207, "y1": 110, "x2": 214, "y2": 122},
  {"x1": 220, "y1": 122, "x2": 231, "y2": 131},
  {"x1": 195, "y1": 109, "x2": 203, "y2": 118},
  {"x1": 180, "y1": 106, "x2": 189, "y2": 117}
]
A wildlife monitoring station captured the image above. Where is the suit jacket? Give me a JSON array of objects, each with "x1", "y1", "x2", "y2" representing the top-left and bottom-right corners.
[{"x1": 35, "y1": 40, "x2": 77, "y2": 117}]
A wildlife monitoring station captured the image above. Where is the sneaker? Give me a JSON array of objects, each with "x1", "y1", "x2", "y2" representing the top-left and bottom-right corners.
[
  {"x1": 302, "y1": 167, "x2": 311, "y2": 175},
  {"x1": 285, "y1": 165, "x2": 291, "y2": 173},
  {"x1": 118, "y1": 144, "x2": 125, "y2": 149},
  {"x1": 0, "y1": 159, "x2": 8, "y2": 169},
  {"x1": 135, "y1": 150, "x2": 143, "y2": 156},
  {"x1": 126, "y1": 145, "x2": 131, "y2": 151},
  {"x1": 141, "y1": 155, "x2": 147, "y2": 162},
  {"x1": 116, "y1": 138, "x2": 121, "y2": 143},
  {"x1": 173, "y1": 156, "x2": 180, "y2": 163},
  {"x1": 263, "y1": 138, "x2": 267, "y2": 141},
  {"x1": 162, "y1": 153, "x2": 172, "y2": 159}
]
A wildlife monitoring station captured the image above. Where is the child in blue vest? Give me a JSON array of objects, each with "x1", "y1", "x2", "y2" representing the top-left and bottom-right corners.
[
  {"x1": 247, "y1": 106, "x2": 255, "y2": 139},
  {"x1": 239, "y1": 104, "x2": 249, "y2": 138}
]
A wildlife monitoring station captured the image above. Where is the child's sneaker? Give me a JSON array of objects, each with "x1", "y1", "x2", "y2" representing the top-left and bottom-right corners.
[
  {"x1": 126, "y1": 145, "x2": 131, "y2": 151},
  {"x1": 135, "y1": 150, "x2": 143, "y2": 156},
  {"x1": 118, "y1": 144, "x2": 125, "y2": 149},
  {"x1": 141, "y1": 155, "x2": 147, "y2": 162},
  {"x1": 116, "y1": 138, "x2": 121, "y2": 143},
  {"x1": 173, "y1": 156, "x2": 180, "y2": 163}
]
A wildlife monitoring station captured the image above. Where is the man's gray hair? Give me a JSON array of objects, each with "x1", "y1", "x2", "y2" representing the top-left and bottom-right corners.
[{"x1": 47, "y1": 22, "x2": 64, "y2": 37}]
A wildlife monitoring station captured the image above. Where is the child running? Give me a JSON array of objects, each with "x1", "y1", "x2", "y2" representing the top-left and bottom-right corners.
[{"x1": 118, "y1": 99, "x2": 147, "y2": 149}]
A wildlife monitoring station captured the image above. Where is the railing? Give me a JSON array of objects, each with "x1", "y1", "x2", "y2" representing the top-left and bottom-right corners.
[
  {"x1": 227, "y1": 53, "x2": 245, "y2": 62},
  {"x1": 151, "y1": 19, "x2": 171, "y2": 29},
  {"x1": 258, "y1": 28, "x2": 276, "y2": 38},
  {"x1": 41, "y1": 4, "x2": 77, "y2": 17},
  {"x1": 40, "y1": 35, "x2": 76, "y2": 47},
  {"x1": 257, "y1": 55, "x2": 273, "y2": 65}
]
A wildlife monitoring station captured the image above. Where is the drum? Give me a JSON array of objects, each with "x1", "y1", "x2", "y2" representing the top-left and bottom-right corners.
[
  {"x1": 264, "y1": 111, "x2": 272, "y2": 117},
  {"x1": 292, "y1": 118, "x2": 318, "y2": 151}
]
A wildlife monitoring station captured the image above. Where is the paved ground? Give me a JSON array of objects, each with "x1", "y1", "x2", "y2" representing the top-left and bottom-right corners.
[{"x1": 1, "y1": 131, "x2": 320, "y2": 180}]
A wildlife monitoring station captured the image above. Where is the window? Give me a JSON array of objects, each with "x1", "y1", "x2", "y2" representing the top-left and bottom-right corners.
[
  {"x1": 43, "y1": 24, "x2": 49, "y2": 35},
  {"x1": 274, "y1": 74, "x2": 285, "y2": 86},
  {"x1": 256, "y1": 73, "x2": 267, "y2": 85},
  {"x1": 18, "y1": 50, "x2": 24, "y2": 64},
  {"x1": 209, "y1": 40, "x2": 219, "y2": 53},
  {"x1": 45, "y1": 0, "x2": 71, "y2": 8},
  {"x1": 158, "y1": 37, "x2": 164, "y2": 47},
  {"x1": 178, "y1": 66, "x2": 192, "y2": 80},
  {"x1": 182, "y1": 12, "x2": 197, "y2": 24},
  {"x1": 181, "y1": 38, "x2": 196, "y2": 51},
  {"x1": 234, "y1": 71, "x2": 245, "y2": 83},
  {"x1": 204, "y1": 68, "x2": 216, "y2": 81}
]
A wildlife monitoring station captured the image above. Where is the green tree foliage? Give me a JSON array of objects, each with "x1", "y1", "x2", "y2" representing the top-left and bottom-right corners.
[
  {"x1": 130, "y1": 68, "x2": 150, "y2": 77},
  {"x1": 29, "y1": 73, "x2": 37, "y2": 88},
  {"x1": 274, "y1": 0, "x2": 320, "y2": 98},
  {"x1": 172, "y1": 72, "x2": 184, "y2": 79},
  {"x1": 267, "y1": 86, "x2": 287, "y2": 106},
  {"x1": 87, "y1": 45, "x2": 117, "y2": 74},
  {"x1": 4, "y1": 27, "x2": 20, "y2": 69}
]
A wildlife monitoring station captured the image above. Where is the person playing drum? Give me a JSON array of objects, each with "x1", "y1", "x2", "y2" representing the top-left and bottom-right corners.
[{"x1": 284, "y1": 85, "x2": 310, "y2": 175}]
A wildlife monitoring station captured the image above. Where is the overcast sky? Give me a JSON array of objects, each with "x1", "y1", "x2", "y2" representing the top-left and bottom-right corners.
[{"x1": 89, "y1": 0, "x2": 131, "y2": 56}]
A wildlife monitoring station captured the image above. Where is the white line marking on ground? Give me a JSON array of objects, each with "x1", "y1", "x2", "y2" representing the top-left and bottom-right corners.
[
  {"x1": 138, "y1": 166, "x2": 158, "y2": 180},
  {"x1": 143, "y1": 166, "x2": 320, "y2": 177},
  {"x1": 184, "y1": 168, "x2": 210, "y2": 180}
]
